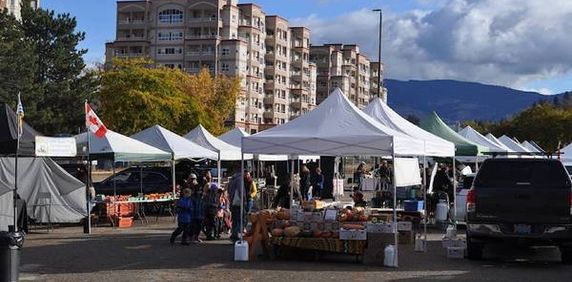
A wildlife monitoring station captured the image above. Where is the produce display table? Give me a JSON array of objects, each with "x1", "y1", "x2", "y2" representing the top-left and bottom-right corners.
[
  {"x1": 271, "y1": 237, "x2": 366, "y2": 255},
  {"x1": 95, "y1": 197, "x2": 176, "y2": 227}
]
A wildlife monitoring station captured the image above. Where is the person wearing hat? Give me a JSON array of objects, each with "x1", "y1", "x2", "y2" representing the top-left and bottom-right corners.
[
  {"x1": 203, "y1": 183, "x2": 221, "y2": 240},
  {"x1": 170, "y1": 188, "x2": 192, "y2": 245}
]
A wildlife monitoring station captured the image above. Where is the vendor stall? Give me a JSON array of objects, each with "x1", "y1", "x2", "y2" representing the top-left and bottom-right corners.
[{"x1": 240, "y1": 88, "x2": 427, "y2": 266}]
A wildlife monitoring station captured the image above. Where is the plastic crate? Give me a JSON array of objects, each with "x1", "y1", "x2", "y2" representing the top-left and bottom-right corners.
[
  {"x1": 403, "y1": 200, "x2": 424, "y2": 212},
  {"x1": 117, "y1": 217, "x2": 133, "y2": 228},
  {"x1": 118, "y1": 203, "x2": 133, "y2": 216}
]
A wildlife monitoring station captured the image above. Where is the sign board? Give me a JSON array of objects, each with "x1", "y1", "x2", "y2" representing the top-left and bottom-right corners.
[{"x1": 35, "y1": 136, "x2": 77, "y2": 157}]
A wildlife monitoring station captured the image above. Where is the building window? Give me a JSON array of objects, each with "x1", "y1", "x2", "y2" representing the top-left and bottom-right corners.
[
  {"x1": 222, "y1": 48, "x2": 230, "y2": 56},
  {"x1": 158, "y1": 9, "x2": 184, "y2": 24},
  {"x1": 158, "y1": 31, "x2": 183, "y2": 41},
  {"x1": 221, "y1": 64, "x2": 230, "y2": 72}
]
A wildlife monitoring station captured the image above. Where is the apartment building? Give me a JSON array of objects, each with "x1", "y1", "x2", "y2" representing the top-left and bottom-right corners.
[
  {"x1": 106, "y1": 0, "x2": 316, "y2": 133},
  {"x1": 370, "y1": 62, "x2": 388, "y2": 103},
  {"x1": 1, "y1": 0, "x2": 40, "y2": 20},
  {"x1": 310, "y1": 44, "x2": 387, "y2": 108}
]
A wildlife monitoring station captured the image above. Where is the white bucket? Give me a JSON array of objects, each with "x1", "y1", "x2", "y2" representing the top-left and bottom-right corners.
[
  {"x1": 445, "y1": 225, "x2": 457, "y2": 239},
  {"x1": 234, "y1": 240, "x2": 249, "y2": 261},
  {"x1": 383, "y1": 244, "x2": 398, "y2": 267},
  {"x1": 414, "y1": 234, "x2": 426, "y2": 252},
  {"x1": 435, "y1": 200, "x2": 449, "y2": 222}
]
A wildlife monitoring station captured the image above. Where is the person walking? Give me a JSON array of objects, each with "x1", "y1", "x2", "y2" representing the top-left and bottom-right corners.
[
  {"x1": 189, "y1": 186, "x2": 205, "y2": 243},
  {"x1": 170, "y1": 188, "x2": 192, "y2": 245},
  {"x1": 228, "y1": 167, "x2": 246, "y2": 242},
  {"x1": 312, "y1": 167, "x2": 324, "y2": 199},
  {"x1": 299, "y1": 165, "x2": 311, "y2": 201},
  {"x1": 204, "y1": 183, "x2": 220, "y2": 240}
]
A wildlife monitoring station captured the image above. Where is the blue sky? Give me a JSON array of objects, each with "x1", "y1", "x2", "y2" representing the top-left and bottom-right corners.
[{"x1": 41, "y1": 0, "x2": 572, "y2": 94}]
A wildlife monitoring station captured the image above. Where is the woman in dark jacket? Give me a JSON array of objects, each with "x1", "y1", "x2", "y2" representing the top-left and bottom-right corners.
[
  {"x1": 312, "y1": 167, "x2": 324, "y2": 199},
  {"x1": 272, "y1": 176, "x2": 301, "y2": 209},
  {"x1": 299, "y1": 165, "x2": 311, "y2": 201}
]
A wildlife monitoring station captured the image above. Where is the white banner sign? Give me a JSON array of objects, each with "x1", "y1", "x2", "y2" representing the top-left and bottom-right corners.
[
  {"x1": 394, "y1": 157, "x2": 422, "y2": 187},
  {"x1": 35, "y1": 136, "x2": 77, "y2": 157}
]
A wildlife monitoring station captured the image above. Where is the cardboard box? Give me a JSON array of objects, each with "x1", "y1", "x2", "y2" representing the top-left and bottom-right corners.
[
  {"x1": 339, "y1": 229, "x2": 367, "y2": 241},
  {"x1": 442, "y1": 238, "x2": 466, "y2": 249},
  {"x1": 366, "y1": 223, "x2": 395, "y2": 234},
  {"x1": 397, "y1": 221, "x2": 413, "y2": 231},
  {"x1": 447, "y1": 247, "x2": 466, "y2": 259}
]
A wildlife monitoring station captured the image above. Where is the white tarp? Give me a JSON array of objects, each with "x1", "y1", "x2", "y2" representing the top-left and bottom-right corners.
[
  {"x1": 458, "y1": 126, "x2": 510, "y2": 153},
  {"x1": 242, "y1": 88, "x2": 425, "y2": 156},
  {"x1": 498, "y1": 135, "x2": 531, "y2": 153},
  {"x1": 219, "y1": 127, "x2": 318, "y2": 161},
  {"x1": 184, "y1": 125, "x2": 252, "y2": 161},
  {"x1": 363, "y1": 97, "x2": 455, "y2": 157},
  {"x1": 131, "y1": 125, "x2": 218, "y2": 160},
  {"x1": 0, "y1": 158, "x2": 86, "y2": 231},
  {"x1": 394, "y1": 157, "x2": 422, "y2": 187},
  {"x1": 75, "y1": 130, "x2": 171, "y2": 162}
]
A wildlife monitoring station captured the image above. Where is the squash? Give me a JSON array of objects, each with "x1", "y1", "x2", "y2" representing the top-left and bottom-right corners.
[
  {"x1": 331, "y1": 232, "x2": 339, "y2": 239},
  {"x1": 321, "y1": 231, "x2": 332, "y2": 238},
  {"x1": 312, "y1": 230, "x2": 322, "y2": 238},
  {"x1": 271, "y1": 228, "x2": 284, "y2": 237},
  {"x1": 284, "y1": 226, "x2": 301, "y2": 237}
]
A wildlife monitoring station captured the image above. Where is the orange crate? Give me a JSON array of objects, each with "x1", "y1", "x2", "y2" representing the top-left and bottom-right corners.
[
  {"x1": 118, "y1": 203, "x2": 133, "y2": 216},
  {"x1": 117, "y1": 217, "x2": 133, "y2": 228},
  {"x1": 105, "y1": 203, "x2": 118, "y2": 217}
]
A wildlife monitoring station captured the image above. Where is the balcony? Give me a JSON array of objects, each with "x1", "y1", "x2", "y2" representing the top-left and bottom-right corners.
[
  {"x1": 118, "y1": 19, "x2": 145, "y2": 26},
  {"x1": 263, "y1": 111, "x2": 274, "y2": 119},
  {"x1": 117, "y1": 35, "x2": 146, "y2": 41},
  {"x1": 188, "y1": 17, "x2": 217, "y2": 23},
  {"x1": 263, "y1": 96, "x2": 274, "y2": 105},
  {"x1": 185, "y1": 34, "x2": 218, "y2": 40}
]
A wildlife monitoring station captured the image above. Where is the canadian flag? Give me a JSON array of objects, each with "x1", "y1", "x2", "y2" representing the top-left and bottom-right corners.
[{"x1": 85, "y1": 102, "x2": 108, "y2": 138}]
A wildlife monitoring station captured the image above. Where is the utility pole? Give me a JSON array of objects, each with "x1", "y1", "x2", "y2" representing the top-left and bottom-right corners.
[{"x1": 372, "y1": 9, "x2": 385, "y2": 103}]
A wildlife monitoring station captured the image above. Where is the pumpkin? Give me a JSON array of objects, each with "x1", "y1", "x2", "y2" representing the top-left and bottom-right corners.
[
  {"x1": 276, "y1": 210, "x2": 290, "y2": 220},
  {"x1": 271, "y1": 228, "x2": 284, "y2": 237},
  {"x1": 358, "y1": 215, "x2": 368, "y2": 222},
  {"x1": 282, "y1": 220, "x2": 291, "y2": 228},
  {"x1": 284, "y1": 226, "x2": 301, "y2": 237},
  {"x1": 312, "y1": 230, "x2": 322, "y2": 238},
  {"x1": 331, "y1": 232, "x2": 339, "y2": 238}
]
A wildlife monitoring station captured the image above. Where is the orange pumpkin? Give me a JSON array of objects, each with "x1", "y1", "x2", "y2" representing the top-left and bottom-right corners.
[{"x1": 313, "y1": 230, "x2": 322, "y2": 238}]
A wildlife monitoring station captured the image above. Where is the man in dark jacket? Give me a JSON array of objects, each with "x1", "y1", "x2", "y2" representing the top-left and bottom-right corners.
[
  {"x1": 228, "y1": 170, "x2": 246, "y2": 242},
  {"x1": 190, "y1": 187, "x2": 205, "y2": 243}
]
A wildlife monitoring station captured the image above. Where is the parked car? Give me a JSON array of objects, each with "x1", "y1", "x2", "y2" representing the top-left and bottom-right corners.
[
  {"x1": 94, "y1": 167, "x2": 173, "y2": 196},
  {"x1": 453, "y1": 173, "x2": 476, "y2": 224},
  {"x1": 465, "y1": 158, "x2": 572, "y2": 262}
]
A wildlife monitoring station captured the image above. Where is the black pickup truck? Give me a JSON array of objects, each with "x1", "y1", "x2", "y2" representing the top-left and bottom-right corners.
[{"x1": 466, "y1": 158, "x2": 572, "y2": 262}]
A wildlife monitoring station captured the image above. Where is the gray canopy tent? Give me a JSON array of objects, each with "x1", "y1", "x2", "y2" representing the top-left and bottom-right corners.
[{"x1": 0, "y1": 157, "x2": 87, "y2": 231}]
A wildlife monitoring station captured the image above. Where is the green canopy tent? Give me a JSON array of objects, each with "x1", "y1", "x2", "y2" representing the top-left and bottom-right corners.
[{"x1": 420, "y1": 112, "x2": 489, "y2": 156}]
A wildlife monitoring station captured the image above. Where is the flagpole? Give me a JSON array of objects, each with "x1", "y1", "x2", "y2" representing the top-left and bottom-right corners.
[
  {"x1": 84, "y1": 100, "x2": 92, "y2": 234},
  {"x1": 13, "y1": 92, "x2": 23, "y2": 232}
]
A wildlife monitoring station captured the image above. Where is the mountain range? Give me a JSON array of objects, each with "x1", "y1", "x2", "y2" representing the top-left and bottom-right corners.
[{"x1": 385, "y1": 79, "x2": 567, "y2": 123}]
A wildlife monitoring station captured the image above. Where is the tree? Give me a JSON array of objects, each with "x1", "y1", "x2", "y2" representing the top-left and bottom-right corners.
[
  {"x1": 99, "y1": 58, "x2": 240, "y2": 136},
  {"x1": 0, "y1": 4, "x2": 98, "y2": 135}
]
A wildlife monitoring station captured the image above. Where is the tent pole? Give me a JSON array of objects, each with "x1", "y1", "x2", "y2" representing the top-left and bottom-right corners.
[
  {"x1": 217, "y1": 152, "x2": 221, "y2": 187},
  {"x1": 452, "y1": 157, "x2": 457, "y2": 228},
  {"x1": 423, "y1": 155, "x2": 427, "y2": 245},
  {"x1": 113, "y1": 161, "x2": 116, "y2": 198},
  {"x1": 140, "y1": 165, "x2": 143, "y2": 196},
  {"x1": 13, "y1": 125, "x2": 19, "y2": 232},
  {"x1": 391, "y1": 137, "x2": 398, "y2": 267},
  {"x1": 239, "y1": 151, "x2": 244, "y2": 241},
  {"x1": 171, "y1": 158, "x2": 176, "y2": 199},
  {"x1": 84, "y1": 129, "x2": 92, "y2": 234},
  {"x1": 290, "y1": 159, "x2": 295, "y2": 207}
]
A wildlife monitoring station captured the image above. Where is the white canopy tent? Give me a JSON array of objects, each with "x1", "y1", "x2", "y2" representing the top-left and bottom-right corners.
[
  {"x1": 131, "y1": 125, "x2": 219, "y2": 197},
  {"x1": 242, "y1": 88, "x2": 426, "y2": 265},
  {"x1": 560, "y1": 143, "x2": 572, "y2": 165},
  {"x1": 458, "y1": 126, "x2": 509, "y2": 153},
  {"x1": 363, "y1": 97, "x2": 455, "y2": 157},
  {"x1": 219, "y1": 127, "x2": 319, "y2": 161},
  {"x1": 521, "y1": 141, "x2": 541, "y2": 153},
  {"x1": 485, "y1": 133, "x2": 513, "y2": 152},
  {"x1": 498, "y1": 135, "x2": 531, "y2": 153},
  {"x1": 185, "y1": 124, "x2": 253, "y2": 185}
]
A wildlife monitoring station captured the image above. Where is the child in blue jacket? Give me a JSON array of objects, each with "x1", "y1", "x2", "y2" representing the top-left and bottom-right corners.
[{"x1": 170, "y1": 188, "x2": 192, "y2": 245}]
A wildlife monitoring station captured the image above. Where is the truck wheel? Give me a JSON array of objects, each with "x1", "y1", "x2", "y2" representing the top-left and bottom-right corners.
[
  {"x1": 560, "y1": 247, "x2": 572, "y2": 264},
  {"x1": 466, "y1": 238, "x2": 484, "y2": 260}
]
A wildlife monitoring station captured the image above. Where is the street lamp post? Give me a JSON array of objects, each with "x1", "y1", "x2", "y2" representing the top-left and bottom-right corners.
[{"x1": 372, "y1": 9, "x2": 384, "y2": 102}]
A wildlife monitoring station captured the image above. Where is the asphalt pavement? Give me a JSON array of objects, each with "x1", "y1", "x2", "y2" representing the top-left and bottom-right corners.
[{"x1": 18, "y1": 219, "x2": 572, "y2": 282}]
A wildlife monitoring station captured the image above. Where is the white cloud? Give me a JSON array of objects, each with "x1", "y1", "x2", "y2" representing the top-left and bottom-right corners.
[{"x1": 292, "y1": 0, "x2": 572, "y2": 90}]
